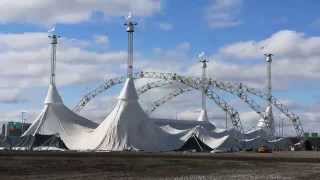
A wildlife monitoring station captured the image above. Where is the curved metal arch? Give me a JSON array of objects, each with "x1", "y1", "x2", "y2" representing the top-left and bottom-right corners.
[
  {"x1": 140, "y1": 72, "x2": 244, "y2": 132},
  {"x1": 205, "y1": 88, "x2": 243, "y2": 132},
  {"x1": 72, "y1": 76, "x2": 128, "y2": 112},
  {"x1": 73, "y1": 71, "x2": 303, "y2": 138},
  {"x1": 137, "y1": 80, "x2": 174, "y2": 95},
  {"x1": 208, "y1": 79, "x2": 304, "y2": 138},
  {"x1": 146, "y1": 87, "x2": 192, "y2": 114},
  {"x1": 73, "y1": 76, "x2": 173, "y2": 113},
  {"x1": 209, "y1": 82, "x2": 267, "y2": 127},
  {"x1": 139, "y1": 71, "x2": 304, "y2": 138},
  {"x1": 73, "y1": 72, "x2": 178, "y2": 113},
  {"x1": 146, "y1": 85, "x2": 243, "y2": 132}
]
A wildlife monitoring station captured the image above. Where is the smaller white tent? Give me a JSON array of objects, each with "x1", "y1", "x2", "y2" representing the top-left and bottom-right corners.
[
  {"x1": 161, "y1": 125, "x2": 241, "y2": 152},
  {"x1": 22, "y1": 84, "x2": 98, "y2": 149},
  {"x1": 197, "y1": 109, "x2": 209, "y2": 122},
  {"x1": 194, "y1": 126, "x2": 241, "y2": 152}
]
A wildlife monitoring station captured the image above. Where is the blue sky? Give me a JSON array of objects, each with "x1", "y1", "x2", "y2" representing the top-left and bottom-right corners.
[{"x1": 0, "y1": 0, "x2": 319, "y2": 134}]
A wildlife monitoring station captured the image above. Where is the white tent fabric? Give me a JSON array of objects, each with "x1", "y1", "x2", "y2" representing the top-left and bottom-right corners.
[
  {"x1": 74, "y1": 78, "x2": 190, "y2": 151},
  {"x1": 197, "y1": 109, "x2": 209, "y2": 122},
  {"x1": 160, "y1": 125, "x2": 241, "y2": 152},
  {"x1": 153, "y1": 118, "x2": 216, "y2": 131},
  {"x1": 22, "y1": 84, "x2": 98, "y2": 149},
  {"x1": 245, "y1": 128, "x2": 268, "y2": 139},
  {"x1": 193, "y1": 126, "x2": 241, "y2": 151},
  {"x1": 21, "y1": 78, "x2": 290, "y2": 152}
]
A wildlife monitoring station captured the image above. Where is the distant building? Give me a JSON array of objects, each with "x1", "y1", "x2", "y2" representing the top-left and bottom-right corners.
[
  {"x1": 303, "y1": 132, "x2": 320, "y2": 151},
  {"x1": 1, "y1": 122, "x2": 31, "y2": 137}
]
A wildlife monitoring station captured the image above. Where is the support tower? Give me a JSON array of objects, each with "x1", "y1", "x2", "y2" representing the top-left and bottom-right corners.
[
  {"x1": 198, "y1": 52, "x2": 209, "y2": 122},
  {"x1": 48, "y1": 33, "x2": 59, "y2": 85},
  {"x1": 264, "y1": 53, "x2": 275, "y2": 136},
  {"x1": 124, "y1": 12, "x2": 137, "y2": 78}
]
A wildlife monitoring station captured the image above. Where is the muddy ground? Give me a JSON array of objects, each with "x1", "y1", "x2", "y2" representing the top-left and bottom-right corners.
[{"x1": 0, "y1": 151, "x2": 319, "y2": 180}]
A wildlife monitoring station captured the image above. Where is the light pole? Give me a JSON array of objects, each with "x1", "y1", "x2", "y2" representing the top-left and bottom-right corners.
[
  {"x1": 21, "y1": 111, "x2": 27, "y2": 134},
  {"x1": 124, "y1": 12, "x2": 137, "y2": 79}
]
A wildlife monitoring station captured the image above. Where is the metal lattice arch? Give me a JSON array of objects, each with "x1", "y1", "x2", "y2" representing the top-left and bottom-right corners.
[{"x1": 73, "y1": 71, "x2": 304, "y2": 138}]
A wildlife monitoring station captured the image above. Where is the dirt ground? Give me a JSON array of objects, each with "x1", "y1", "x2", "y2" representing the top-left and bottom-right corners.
[{"x1": 0, "y1": 151, "x2": 319, "y2": 180}]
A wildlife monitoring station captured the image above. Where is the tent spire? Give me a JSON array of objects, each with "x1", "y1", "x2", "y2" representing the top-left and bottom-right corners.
[{"x1": 124, "y1": 12, "x2": 137, "y2": 78}]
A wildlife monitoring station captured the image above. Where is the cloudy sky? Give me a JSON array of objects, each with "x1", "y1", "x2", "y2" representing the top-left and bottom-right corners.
[{"x1": 0, "y1": 0, "x2": 319, "y2": 135}]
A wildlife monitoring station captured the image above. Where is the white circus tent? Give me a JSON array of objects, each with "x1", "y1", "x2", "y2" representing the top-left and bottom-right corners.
[
  {"x1": 67, "y1": 78, "x2": 241, "y2": 152},
  {"x1": 76, "y1": 78, "x2": 190, "y2": 151},
  {"x1": 21, "y1": 84, "x2": 98, "y2": 144},
  {"x1": 16, "y1": 17, "x2": 286, "y2": 152},
  {"x1": 20, "y1": 34, "x2": 98, "y2": 150}
]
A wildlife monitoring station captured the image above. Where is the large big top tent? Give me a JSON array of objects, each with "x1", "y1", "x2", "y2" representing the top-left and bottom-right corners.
[{"x1": 0, "y1": 15, "x2": 295, "y2": 152}]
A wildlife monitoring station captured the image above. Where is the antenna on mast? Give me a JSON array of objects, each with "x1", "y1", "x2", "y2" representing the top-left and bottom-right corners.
[
  {"x1": 48, "y1": 26, "x2": 60, "y2": 85},
  {"x1": 124, "y1": 12, "x2": 138, "y2": 78}
]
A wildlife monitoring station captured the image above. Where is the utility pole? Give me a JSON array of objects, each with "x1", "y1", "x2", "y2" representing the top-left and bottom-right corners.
[
  {"x1": 198, "y1": 52, "x2": 209, "y2": 121},
  {"x1": 225, "y1": 110, "x2": 228, "y2": 129},
  {"x1": 124, "y1": 12, "x2": 137, "y2": 79},
  {"x1": 281, "y1": 117, "x2": 284, "y2": 137},
  {"x1": 21, "y1": 111, "x2": 26, "y2": 134}
]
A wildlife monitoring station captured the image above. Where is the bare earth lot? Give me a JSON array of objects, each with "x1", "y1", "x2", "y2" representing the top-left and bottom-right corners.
[{"x1": 0, "y1": 151, "x2": 319, "y2": 180}]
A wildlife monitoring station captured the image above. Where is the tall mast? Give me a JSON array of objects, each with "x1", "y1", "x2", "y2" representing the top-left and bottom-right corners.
[
  {"x1": 48, "y1": 32, "x2": 59, "y2": 85},
  {"x1": 124, "y1": 12, "x2": 137, "y2": 78},
  {"x1": 265, "y1": 53, "x2": 272, "y2": 107},
  {"x1": 198, "y1": 52, "x2": 208, "y2": 121},
  {"x1": 264, "y1": 53, "x2": 274, "y2": 135}
]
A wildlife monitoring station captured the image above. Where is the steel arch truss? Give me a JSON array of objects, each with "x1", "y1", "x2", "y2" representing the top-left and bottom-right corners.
[
  {"x1": 72, "y1": 76, "x2": 127, "y2": 112},
  {"x1": 212, "y1": 81, "x2": 304, "y2": 138},
  {"x1": 73, "y1": 71, "x2": 304, "y2": 138},
  {"x1": 73, "y1": 78, "x2": 173, "y2": 112},
  {"x1": 137, "y1": 80, "x2": 174, "y2": 95},
  {"x1": 146, "y1": 87, "x2": 193, "y2": 114},
  {"x1": 139, "y1": 71, "x2": 304, "y2": 138},
  {"x1": 140, "y1": 72, "x2": 244, "y2": 132}
]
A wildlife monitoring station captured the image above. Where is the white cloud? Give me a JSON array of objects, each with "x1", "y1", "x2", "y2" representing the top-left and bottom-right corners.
[
  {"x1": 205, "y1": 0, "x2": 243, "y2": 29},
  {"x1": 138, "y1": 42, "x2": 193, "y2": 73},
  {"x1": 185, "y1": 30, "x2": 320, "y2": 89},
  {"x1": 0, "y1": 0, "x2": 161, "y2": 25},
  {"x1": 93, "y1": 35, "x2": 109, "y2": 46},
  {"x1": 0, "y1": 32, "x2": 126, "y2": 103},
  {"x1": 219, "y1": 30, "x2": 320, "y2": 60},
  {"x1": 159, "y1": 22, "x2": 173, "y2": 31}
]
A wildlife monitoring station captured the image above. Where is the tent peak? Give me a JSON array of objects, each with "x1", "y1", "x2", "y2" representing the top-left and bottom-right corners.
[
  {"x1": 44, "y1": 84, "x2": 63, "y2": 104},
  {"x1": 118, "y1": 78, "x2": 138, "y2": 101},
  {"x1": 198, "y1": 109, "x2": 208, "y2": 122}
]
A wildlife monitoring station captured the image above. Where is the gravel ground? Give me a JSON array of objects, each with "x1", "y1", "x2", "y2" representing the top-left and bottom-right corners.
[{"x1": 0, "y1": 151, "x2": 319, "y2": 180}]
